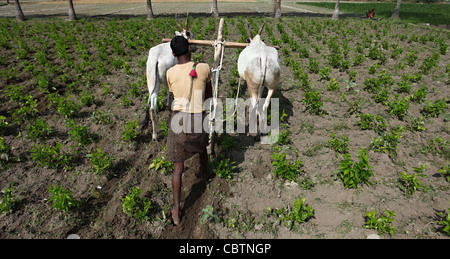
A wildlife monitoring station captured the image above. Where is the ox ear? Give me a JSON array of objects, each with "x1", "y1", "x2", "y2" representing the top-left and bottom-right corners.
[
  {"x1": 257, "y1": 21, "x2": 266, "y2": 36},
  {"x1": 175, "y1": 13, "x2": 184, "y2": 31},
  {"x1": 245, "y1": 18, "x2": 253, "y2": 40}
]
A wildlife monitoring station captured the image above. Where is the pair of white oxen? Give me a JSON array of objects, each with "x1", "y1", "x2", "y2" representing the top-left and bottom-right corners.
[{"x1": 142, "y1": 17, "x2": 281, "y2": 142}]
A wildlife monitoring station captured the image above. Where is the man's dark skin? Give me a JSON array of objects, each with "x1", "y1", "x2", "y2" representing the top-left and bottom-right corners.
[{"x1": 171, "y1": 45, "x2": 213, "y2": 226}]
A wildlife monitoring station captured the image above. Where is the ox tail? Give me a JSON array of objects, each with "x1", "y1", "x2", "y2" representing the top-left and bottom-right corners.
[
  {"x1": 257, "y1": 54, "x2": 268, "y2": 105},
  {"x1": 140, "y1": 61, "x2": 158, "y2": 131}
]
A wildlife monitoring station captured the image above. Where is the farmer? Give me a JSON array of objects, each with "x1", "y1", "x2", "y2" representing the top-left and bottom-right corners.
[
  {"x1": 366, "y1": 9, "x2": 375, "y2": 19},
  {"x1": 166, "y1": 36, "x2": 213, "y2": 225}
]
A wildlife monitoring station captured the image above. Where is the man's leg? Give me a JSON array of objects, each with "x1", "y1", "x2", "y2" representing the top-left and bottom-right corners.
[{"x1": 172, "y1": 162, "x2": 184, "y2": 225}]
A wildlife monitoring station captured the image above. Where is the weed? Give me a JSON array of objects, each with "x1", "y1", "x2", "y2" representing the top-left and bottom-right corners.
[
  {"x1": 364, "y1": 209, "x2": 395, "y2": 237},
  {"x1": 338, "y1": 148, "x2": 373, "y2": 189},
  {"x1": 121, "y1": 186, "x2": 152, "y2": 222},
  {"x1": 47, "y1": 185, "x2": 81, "y2": 213},
  {"x1": 0, "y1": 137, "x2": 19, "y2": 169}
]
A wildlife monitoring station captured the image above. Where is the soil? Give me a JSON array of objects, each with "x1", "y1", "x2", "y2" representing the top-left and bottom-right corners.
[{"x1": 0, "y1": 1, "x2": 450, "y2": 239}]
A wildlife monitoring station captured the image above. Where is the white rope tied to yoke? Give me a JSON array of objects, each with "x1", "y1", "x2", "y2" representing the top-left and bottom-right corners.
[{"x1": 209, "y1": 40, "x2": 226, "y2": 139}]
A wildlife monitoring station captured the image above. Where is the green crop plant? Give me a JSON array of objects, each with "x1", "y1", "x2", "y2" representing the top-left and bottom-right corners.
[
  {"x1": 47, "y1": 185, "x2": 81, "y2": 213},
  {"x1": 121, "y1": 186, "x2": 153, "y2": 222},
  {"x1": 437, "y1": 208, "x2": 450, "y2": 236},
  {"x1": 86, "y1": 148, "x2": 115, "y2": 175},
  {"x1": 0, "y1": 182, "x2": 17, "y2": 214},
  {"x1": 273, "y1": 196, "x2": 315, "y2": 230},
  {"x1": 30, "y1": 142, "x2": 72, "y2": 170},
  {"x1": 357, "y1": 113, "x2": 387, "y2": 134},
  {"x1": 287, "y1": 197, "x2": 315, "y2": 225},
  {"x1": 26, "y1": 119, "x2": 53, "y2": 141},
  {"x1": 407, "y1": 116, "x2": 426, "y2": 132},
  {"x1": 148, "y1": 151, "x2": 173, "y2": 175},
  {"x1": 438, "y1": 163, "x2": 450, "y2": 182},
  {"x1": 90, "y1": 109, "x2": 114, "y2": 125},
  {"x1": 5, "y1": 84, "x2": 25, "y2": 102},
  {"x1": 328, "y1": 133, "x2": 349, "y2": 156},
  {"x1": 419, "y1": 52, "x2": 440, "y2": 74},
  {"x1": 48, "y1": 94, "x2": 79, "y2": 118},
  {"x1": 364, "y1": 209, "x2": 396, "y2": 237},
  {"x1": 0, "y1": 137, "x2": 19, "y2": 169},
  {"x1": 327, "y1": 78, "x2": 340, "y2": 91},
  {"x1": 338, "y1": 148, "x2": 373, "y2": 189},
  {"x1": 410, "y1": 85, "x2": 427, "y2": 103},
  {"x1": 65, "y1": 119, "x2": 93, "y2": 146},
  {"x1": 388, "y1": 95, "x2": 410, "y2": 121},
  {"x1": 12, "y1": 95, "x2": 39, "y2": 125},
  {"x1": 399, "y1": 163, "x2": 427, "y2": 196},
  {"x1": 79, "y1": 90, "x2": 95, "y2": 107},
  {"x1": 213, "y1": 154, "x2": 237, "y2": 181},
  {"x1": 201, "y1": 205, "x2": 220, "y2": 224},
  {"x1": 271, "y1": 147, "x2": 303, "y2": 182},
  {"x1": 370, "y1": 126, "x2": 403, "y2": 157},
  {"x1": 421, "y1": 99, "x2": 448, "y2": 118},
  {"x1": 0, "y1": 116, "x2": 8, "y2": 135},
  {"x1": 318, "y1": 66, "x2": 331, "y2": 81},
  {"x1": 308, "y1": 58, "x2": 320, "y2": 74},
  {"x1": 302, "y1": 87, "x2": 326, "y2": 116},
  {"x1": 374, "y1": 88, "x2": 390, "y2": 105},
  {"x1": 405, "y1": 51, "x2": 418, "y2": 67},
  {"x1": 122, "y1": 119, "x2": 139, "y2": 142},
  {"x1": 276, "y1": 128, "x2": 292, "y2": 146}
]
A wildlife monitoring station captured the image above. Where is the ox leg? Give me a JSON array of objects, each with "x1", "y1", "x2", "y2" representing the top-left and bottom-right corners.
[
  {"x1": 261, "y1": 89, "x2": 275, "y2": 133},
  {"x1": 149, "y1": 89, "x2": 159, "y2": 142}
]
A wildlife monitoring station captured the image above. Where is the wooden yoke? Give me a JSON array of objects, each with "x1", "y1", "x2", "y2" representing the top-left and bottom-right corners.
[{"x1": 161, "y1": 38, "x2": 280, "y2": 50}]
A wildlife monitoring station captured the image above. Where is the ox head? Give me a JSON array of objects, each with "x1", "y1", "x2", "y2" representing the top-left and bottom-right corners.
[
  {"x1": 175, "y1": 13, "x2": 197, "y2": 52},
  {"x1": 245, "y1": 19, "x2": 266, "y2": 44}
]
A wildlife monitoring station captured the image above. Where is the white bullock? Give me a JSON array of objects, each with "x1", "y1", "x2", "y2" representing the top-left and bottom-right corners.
[
  {"x1": 237, "y1": 20, "x2": 281, "y2": 135},
  {"x1": 141, "y1": 14, "x2": 196, "y2": 141}
]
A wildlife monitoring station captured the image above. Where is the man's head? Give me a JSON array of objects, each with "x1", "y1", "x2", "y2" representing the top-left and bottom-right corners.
[{"x1": 170, "y1": 36, "x2": 190, "y2": 57}]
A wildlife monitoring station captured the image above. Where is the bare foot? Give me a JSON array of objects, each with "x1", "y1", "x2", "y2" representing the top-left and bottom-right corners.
[{"x1": 171, "y1": 206, "x2": 181, "y2": 226}]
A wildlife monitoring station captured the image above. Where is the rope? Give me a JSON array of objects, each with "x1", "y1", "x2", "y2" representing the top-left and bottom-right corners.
[{"x1": 209, "y1": 40, "x2": 226, "y2": 140}]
